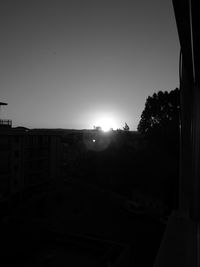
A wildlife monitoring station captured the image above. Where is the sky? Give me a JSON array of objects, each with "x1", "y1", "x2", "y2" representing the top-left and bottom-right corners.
[{"x1": 0, "y1": 0, "x2": 180, "y2": 130}]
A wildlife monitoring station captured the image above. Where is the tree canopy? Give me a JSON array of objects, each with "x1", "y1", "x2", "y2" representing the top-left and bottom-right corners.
[{"x1": 137, "y1": 88, "x2": 180, "y2": 150}]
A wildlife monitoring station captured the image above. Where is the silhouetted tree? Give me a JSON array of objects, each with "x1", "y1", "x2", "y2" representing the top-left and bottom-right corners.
[
  {"x1": 123, "y1": 122, "x2": 130, "y2": 131},
  {"x1": 137, "y1": 88, "x2": 180, "y2": 152},
  {"x1": 137, "y1": 88, "x2": 180, "y2": 210}
]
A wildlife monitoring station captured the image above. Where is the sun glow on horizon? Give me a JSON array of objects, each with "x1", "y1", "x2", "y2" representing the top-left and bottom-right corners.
[{"x1": 94, "y1": 115, "x2": 118, "y2": 132}]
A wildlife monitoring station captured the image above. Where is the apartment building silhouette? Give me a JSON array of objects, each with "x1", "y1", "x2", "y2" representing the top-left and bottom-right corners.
[{"x1": 0, "y1": 103, "x2": 61, "y2": 214}]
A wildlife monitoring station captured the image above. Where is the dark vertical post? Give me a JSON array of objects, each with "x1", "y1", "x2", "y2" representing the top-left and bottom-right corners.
[{"x1": 179, "y1": 56, "x2": 192, "y2": 215}]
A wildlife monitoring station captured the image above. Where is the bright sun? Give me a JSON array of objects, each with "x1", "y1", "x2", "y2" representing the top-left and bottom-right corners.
[{"x1": 94, "y1": 115, "x2": 117, "y2": 132}]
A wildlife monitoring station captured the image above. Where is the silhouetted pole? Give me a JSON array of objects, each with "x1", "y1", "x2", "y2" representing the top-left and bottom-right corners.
[
  {"x1": 179, "y1": 55, "x2": 192, "y2": 215},
  {"x1": 173, "y1": 0, "x2": 200, "y2": 220}
]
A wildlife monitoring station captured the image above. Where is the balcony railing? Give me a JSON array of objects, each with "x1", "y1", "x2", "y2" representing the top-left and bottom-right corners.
[{"x1": 0, "y1": 120, "x2": 12, "y2": 127}]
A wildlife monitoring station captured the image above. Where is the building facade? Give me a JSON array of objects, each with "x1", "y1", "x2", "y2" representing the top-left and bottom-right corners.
[{"x1": 0, "y1": 126, "x2": 61, "y2": 209}]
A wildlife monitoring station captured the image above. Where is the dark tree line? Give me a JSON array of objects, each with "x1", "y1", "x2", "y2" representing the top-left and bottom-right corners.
[
  {"x1": 137, "y1": 88, "x2": 180, "y2": 210},
  {"x1": 138, "y1": 88, "x2": 180, "y2": 154}
]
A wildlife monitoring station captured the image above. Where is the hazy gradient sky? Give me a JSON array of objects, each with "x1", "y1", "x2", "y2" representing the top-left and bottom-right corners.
[{"x1": 0, "y1": 0, "x2": 179, "y2": 130}]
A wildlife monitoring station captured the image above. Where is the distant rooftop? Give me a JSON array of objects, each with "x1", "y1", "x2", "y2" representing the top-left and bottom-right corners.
[
  {"x1": 0, "y1": 119, "x2": 12, "y2": 128},
  {"x1": 0, "y1": 102, "x2": 12, "y2": 129},
  {"x1": 0, "y1": 102, "x2": 8, "y2": 106}
]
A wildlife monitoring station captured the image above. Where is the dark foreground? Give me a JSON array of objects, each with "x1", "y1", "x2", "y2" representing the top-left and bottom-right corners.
[{"x1": 1, "y1": 180, "x2": 166, "y2": 267}]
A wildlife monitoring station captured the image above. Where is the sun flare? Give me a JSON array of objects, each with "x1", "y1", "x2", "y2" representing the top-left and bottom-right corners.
[{"x1": 94, "y1": 115, "x2": 117, "y2": 132}]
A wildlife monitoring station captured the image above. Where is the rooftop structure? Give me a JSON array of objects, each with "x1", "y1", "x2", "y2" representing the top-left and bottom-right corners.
[{"x1": 0, "y1": 102, "x2": 12, "y2": 128}]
